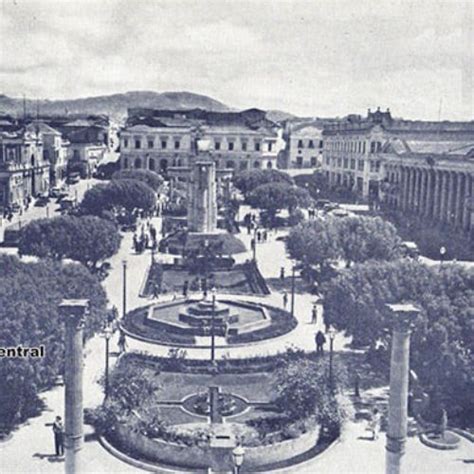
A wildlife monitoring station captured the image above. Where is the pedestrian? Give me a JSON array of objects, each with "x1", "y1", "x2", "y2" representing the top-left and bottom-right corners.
[
  {"x1": 368, "y1": 408, "x2": 380, "y2": 440},
  {"x1": 311, "y1": 304, "x2": 318, "y2": 324},
  {"x1": 256, "y1": 230, "x2": 261, "y2": 243},
  {"x1": 52, "y1": 415, "x2": 64, "y2": 456},
  {"x1": 354, "y1": 370, "x2": 361, "y2": 398},
  {"x1": 246, "y1": 223, "x2": 251, "y2": 235},
  {"x1": 183, "y1": 280, "x2": 189, "y2": 298},
  {"x1": 263, "y1": 230, "x2": 268, "y2": 242},
  {"x1": 152, "y1": 282, "x2": 160, "y2": 299},
  {"x1": 150, "y1": 225, "x2": 157, "y2": 241},
  {"x1": 315, "y1": 330, "x2": 326, "y2": 354},
  {"x1": 280, "y1": 267, "x2": 285, "y2": 281},
  {"x1": 282, "y1": 291, "x2": 288, "y2": 308},
  {"x1": 118, "y1": 329, "x2": 127, "y2": 354},
  {"x1": 133, "y1": 233, "x2": 138, "y2": 252}
]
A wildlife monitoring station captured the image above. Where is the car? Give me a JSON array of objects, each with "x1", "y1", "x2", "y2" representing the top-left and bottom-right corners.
[
  {"x1": 49, "y1": 187, "x2": 62, "y2": 198},
  {"x1": 67, "y1": 174, "x2": 80, "y2": 185},
  {"x1": 323, "y1": 202, "x2": 340, "y2": 213},
  {"x1": 315, "y1": 199, "x2": 331, "y2": 210},
  {"x1": 400, "y1": 241, "x2": 420, "y2": 259},
  {"x1": 35, "y1": 196, "x2": 50, "y2": 207}
]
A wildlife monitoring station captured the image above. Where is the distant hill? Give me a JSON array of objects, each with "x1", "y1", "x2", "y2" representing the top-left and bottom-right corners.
[
  {"x1": 266, "y1": 109, "x2": 298, "y2": 123},
  {"x1": 0, "y1": 91, "x2": 231, "y2": 120}
]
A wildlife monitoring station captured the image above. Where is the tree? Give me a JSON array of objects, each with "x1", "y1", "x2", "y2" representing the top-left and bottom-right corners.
[
  {"x1": 0, "y1": 255, "x2": 107, "y2": 432},
  {"x1": 112, "y1": 169, "x2": 164, "y2": 192},
  {"x1": 286, "y1": 216, "x2": 402, "y2": 276},
  {"x1": 321, "y1": 260, "x2": 474, "y2": 424},
  {"x1": 19, "y1": 215, "x2": 121, "y2": 272},
  {"x1": 233, "y1": 169, "x2": 294, "y2": 196},
  {"x1": 247, "y1": 182, "x2": 312, "y2": 225},
  {"x1": 274, "y1": 358, "x2": 345, "y2": 434},
  {"x1": 80, "y1": 179, "x2": 156, "y2": 217}
]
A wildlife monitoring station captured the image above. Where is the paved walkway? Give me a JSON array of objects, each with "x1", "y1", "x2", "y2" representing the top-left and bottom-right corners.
[{"x1": 1, "y1": 212, "x2": 472, "y2": 473}]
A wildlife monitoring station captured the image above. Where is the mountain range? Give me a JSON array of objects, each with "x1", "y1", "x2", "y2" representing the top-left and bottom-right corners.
[{"x1": 0, "y1": 91, "x2": 297, "y2": 122}]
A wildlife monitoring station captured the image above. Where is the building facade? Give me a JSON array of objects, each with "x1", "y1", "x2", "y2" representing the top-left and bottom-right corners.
[
  {"x1": 119, "y1": 108, "x2": 283, "y2": 173},
  {"x1": 283, "y1": 121, "x2": 325, "y2": 169},
  {"x1": 322, "y1": 108, "x2": 474, "y2": 202},
  {"x1": 0, "y1": 128, "x2": 50, "y2": 209}
]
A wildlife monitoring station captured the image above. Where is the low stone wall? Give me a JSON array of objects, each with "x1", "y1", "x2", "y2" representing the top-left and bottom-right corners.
[{"x1": 113, "y1": 424, "x2": 320, "y2": 471}]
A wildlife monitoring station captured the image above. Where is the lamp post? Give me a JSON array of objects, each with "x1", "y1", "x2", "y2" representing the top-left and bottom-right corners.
[
  {"x1": 290, "y1": 264, "x2": 296, "y2": 317},
  {"x1": 122, "y1": 260, "x2": 127, "y2": 319},
  {"x1": 385, "y1": 303, "x2": 420, "y2": 474},
  {"x1": 211, "y1": 288, "x2": 216, "y2": 363},
  {"x1": 252, "y1": 225, "x2": 258, "y2": 262},
  {"x1": 232, "y1": 444, "x2": 245, "y2": 474},
  {"x1": 439, "y1": 246, "x2": 446, "y2": 269},
  {"x1": 103, "y1": 323, "x2": 113, "y2": 400},
  {"x1": 328, "y1": 327, "x2": 336, "y2": 391}
]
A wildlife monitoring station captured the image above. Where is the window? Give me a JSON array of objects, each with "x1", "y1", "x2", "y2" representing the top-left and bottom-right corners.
[
  {"x1": 267, "y1": 161, "x2": 273, "y2": 169},
  {"x1": 358, "y1": 159, "x2": 364, "y2": 171},
  {"x1": 296, "y1": 156, "x2": 303, "y2": 166},
  {"x1": 350, "y1": 159, "x2": 356, "y2": 170},
  {"x1": 375, "y1": 160, "x2": 381, "y2": 172},
  {"x1": 134, "y1": 158, "x2": 141, "y2": 168},
  {"x1": 268, "y1": 142, "x2": 273, "y2": 152},
  {"x1": 297, "y1": 139, "x2": 304, "y2": 148},
  {"x1": 148, "y1": 140, "x2": 154, "y2": 149},
  {"x1": 369, "y1": 160, "x2": 375, "y2": 172},
  {"x1": 123, "y1": 138, "x2": 129, "y2": 148},
  {"x1": 161, "y1": 140, "x2": 167, "y2": 149},
  {"x1": 228, "y1": 142, "x2": 234, "y2": 151},
  {"x1": 240, "y1": 161, "x2": 247, "y2": 170},
  {"x1": 376, "y1": 142, "x2": 382, "y2": 152},
  {"x1": 370, "y1": 141, "x2": 376, "y2": 153},
  {"x1": 255, "y1": 142, "x2": 260, "y2": 151},
  {"x1": 174, "y1": 140, "x2": 180, "y2": 150},
  {"x1": 325, "y1": 156, "x2": 330, "y2": 165},
  {"x1": 363, "y1": 142, "x2": 366, "y2": 153},
  {"x1": 319, "y1": 140, "x2": 323, "y2": 149},
  {"x1": 242, "y1": 141, "x2": 247, "y2": 151},
  {"x1": 343, "y1": 158, "x2": 349, "y2": 169},
  {"x1": 134, "y1": 139, "x2": 141, "y2": 149},
  {"x1": 149, "y1": 158, "x2": 155, "y2": 170},
  {"x1": 123, "y1": 157, "x2": 128, "y2": 168},
  {"x1": 337, "y1": 157, "x2": 342, "y2": 167},
  {"x1": 215, "y1": 141, "x2": 221, "y2": 150},
  {"x1": 311, "y1": 156, "x2": 317, "y2": 166},
  {"x1": 308, "y1": 140, "x2": 314, "y2": 148}
]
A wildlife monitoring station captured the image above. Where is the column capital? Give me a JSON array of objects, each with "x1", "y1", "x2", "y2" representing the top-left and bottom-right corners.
[
  {"x1": 386, "y1": 303, "x2": 420, "y2": 332},
  {"x1": 59, "y1": 299, "x2": 89, "y2": 329}
]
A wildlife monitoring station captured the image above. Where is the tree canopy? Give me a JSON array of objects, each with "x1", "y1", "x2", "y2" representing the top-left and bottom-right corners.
[
  {"x1": 112, "y1": 169, "x2": 164, "y2": 192},
  {"x1": 233, "y1": 169, "x2": 294, "y2": 196},
  {"x1": 80, "y1": 179, "x2": 156, "y2": 217},
  {"x1": 19, "y1": 215, "x2": 121, "y2": 272},
  {"x1": 246, "y1": 182, "x2": 312, "y2": 224},
  {"x1": 321, "y1": 260, "x2": 474, "y2": 424},
  {"x1": 287, "y1": 215, "x2": 402, "y2": 272},
  {"x1": 0, "y1": 255, "x2": 107, "y2": 431}
]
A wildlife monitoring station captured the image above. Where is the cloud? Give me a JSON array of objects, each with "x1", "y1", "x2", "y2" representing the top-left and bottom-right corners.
[{"x1": 0, "y1": 0, "x2": 472, "y2": 119}]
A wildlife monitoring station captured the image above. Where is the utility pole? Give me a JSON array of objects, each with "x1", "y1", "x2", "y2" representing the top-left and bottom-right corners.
[
  {"x1": 290, "y1": 265, "x2": 296, "y2": 317},
  {"x1": 59, "y1": 299, "x2": 89, "y2": 474}
]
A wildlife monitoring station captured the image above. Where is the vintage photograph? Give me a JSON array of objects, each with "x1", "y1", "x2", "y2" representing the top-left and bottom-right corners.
[{"x1": 0, "y1": 0, "x2": 473, "y2": 473}]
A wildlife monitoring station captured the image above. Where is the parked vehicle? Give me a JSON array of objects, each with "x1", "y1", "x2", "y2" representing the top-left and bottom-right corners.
[
  {"x1": 400, "y1": 241, "x2": 420, "y2": 259},
  {"x1": 67, "y1": 173, "x2": 80, "y2": 185},
  {"x1": 34, "y1": 195, "x2": 50, "y2": 207},
  {"x1": 59, "y1": 196, "x2": 76, "y2": 211},
  {"x1": 315, "y1": 199, "x2": 331, "y2": 210}
]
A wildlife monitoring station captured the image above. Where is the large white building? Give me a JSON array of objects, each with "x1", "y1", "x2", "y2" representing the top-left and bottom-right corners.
[{"x1": 119, "y1": 108, "x2": 284, "y2": 173}]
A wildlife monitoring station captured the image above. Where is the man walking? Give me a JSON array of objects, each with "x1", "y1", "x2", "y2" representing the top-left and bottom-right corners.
[
  {"x1": 52, "y1": 416, "x2": 64, "y2": 456},
  {"x1": 282, "y1": 291, "x2": 288, "y2": 308},
  {"x1": 315, "y1": 330, "x2": 326, "y2": 354},
  {"x1": 311, "y1": 303, "x2": 318, "y2": 324}
]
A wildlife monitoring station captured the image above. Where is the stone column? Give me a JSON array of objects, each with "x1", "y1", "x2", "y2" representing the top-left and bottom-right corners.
[
  {"x1": 433, "y1": 171, "x2": 441, "y2": 221},
  {"x1": 463, "y1": 175, "x2": 473, "y2": 231},
  {"x1": 419, "y1": 169, "x2": 426, "y2": 215},
  {"x1": 59, "y1": 299, "x2": 89, "y2": 474},
  {"x1": 410, "y1": 168, "x2": 417, "y2": 211},
  {"x1": 385, "y1": 303, "x2": 420, "y2": 474},
  {"x1": 454, "y1": 173, "x2": 464, "y2": 227},
  {"x1": 446, "y1": 172, "x2": 456, "y2": 224},
  {"x1": 424, "y1": 170, "x2": 433, "y2": 218},
  {"x1": 439, "y1": 172, "x2": 448, "y2": 223}
]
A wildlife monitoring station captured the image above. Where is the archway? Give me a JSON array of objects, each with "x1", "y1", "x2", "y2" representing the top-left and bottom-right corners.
[
  {"x1": 134, "y1": 157, "x2": 141, "y2": 169},
  {"x1": 160, "y1": 159, "x2": 168, "y2": 173}
]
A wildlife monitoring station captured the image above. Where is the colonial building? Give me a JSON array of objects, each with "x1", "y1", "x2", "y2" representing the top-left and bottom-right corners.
[
  {"x1": 381, "y1": 143, "x2": 474, "y2": 233},
  {"x1": 0, "y1": 127, "x2": 50, "y2": 209},
  {"x1": 322, "y1": 108, "x2": 474, "y2": 201},
  {"x1": 282, "y1": 120, "x2": 327, "y2": 169},
  {"x1": 119, "y1": 108, "x2": 283, "y2": 173}
]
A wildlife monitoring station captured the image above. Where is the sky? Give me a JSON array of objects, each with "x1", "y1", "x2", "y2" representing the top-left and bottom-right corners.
[{"x1": 0, "y1": 0, "x2": 473, "y2": 120}]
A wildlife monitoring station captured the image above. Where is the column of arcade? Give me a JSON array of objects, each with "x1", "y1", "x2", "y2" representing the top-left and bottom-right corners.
[{"x1": 396, "y1": 166, "x2": 472, "y2": 232}]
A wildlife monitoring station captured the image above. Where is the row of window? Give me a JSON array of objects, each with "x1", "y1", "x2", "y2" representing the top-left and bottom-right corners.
[
  {"x1": 122, "y1": 137, "x2": 272, "y2": 152},
  {"x1": 296, "y1": 139, "x2": 323, "y2": 149},
  {"x1": 326, "y1": 140, "x2": 384, "y2": 154},
  {"x1": 122, "y1": 157, "x2": 273, "y2": 171},
  {"x1": 325, "y1": 156, "x2": 381, "y2": 172}
]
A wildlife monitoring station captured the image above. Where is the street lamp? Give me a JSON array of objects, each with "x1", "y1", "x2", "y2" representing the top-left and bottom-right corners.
[
  {"x1": 252, "y1": 225, "x2": 258, "y2": 262},
  {"x1": 328, "y1": 327, "x2": 336, "y2": 391},
  {"x1": 232, "y1": 444, "x2": 245, "y2": 474},
  {"x1": 290, "y1": 264, "x2": 296, "y2": 317},
  {"x1": 210, "y1": 287, "x2": 216, "y2": 363},
  {"x1": 122, "y1": 260, "x2": 127, "y2": 319},
  {"x1": 103, "y1": 323, "x2": 113, "y2": 399},
  {"x1": 439, "y1": 246, "x2": 446, "y2": 269}
]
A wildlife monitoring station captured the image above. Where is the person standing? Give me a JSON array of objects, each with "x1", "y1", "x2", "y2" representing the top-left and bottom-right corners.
[
  {"x1": 118, "y1": 329, "x2": 127, "y2": 354},
  {"x1": 311, "y1": 304, "x2": 318, "y2": 324},
  {"x1": 315, "y1": 330, "x2": 326, "y2": 354},
  {"x1": 52, "y1": 416, "x2": 64, "y2": 456},
  {"x1": 280, "y1": 267, "x2": 285, "y2": 281},
  {"x1": 282, "y1": 291, "x2": 288, "y2": 308},
  {"x1": 368, "y1": 408, "x2": 380, "y2": 440}
]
